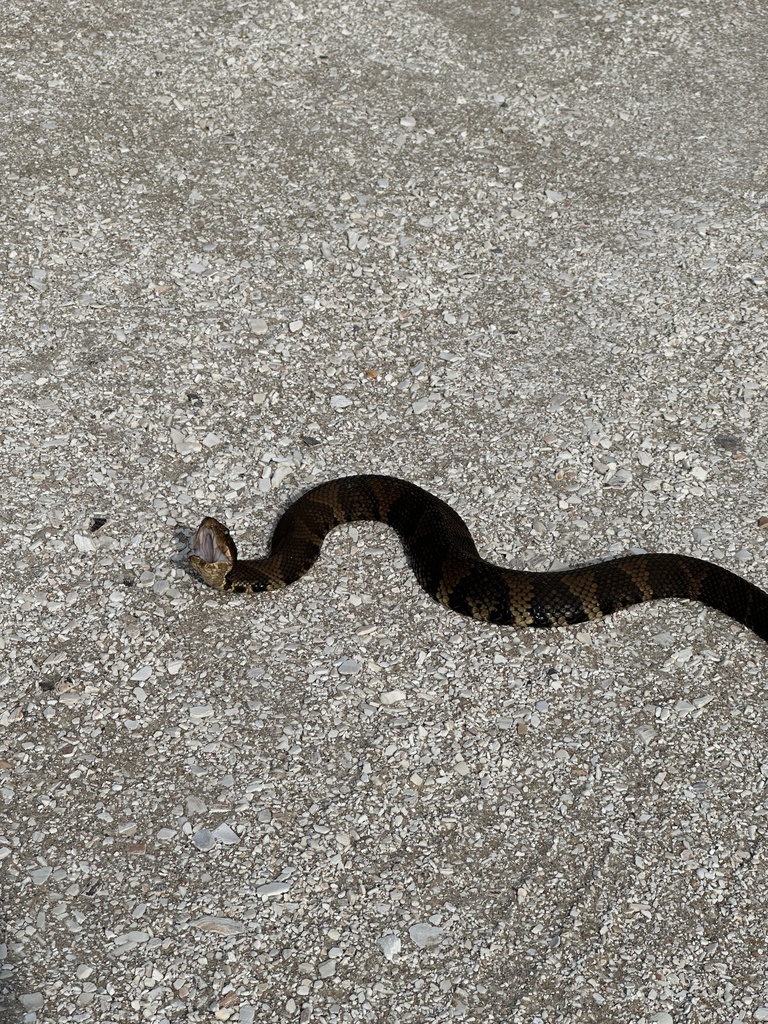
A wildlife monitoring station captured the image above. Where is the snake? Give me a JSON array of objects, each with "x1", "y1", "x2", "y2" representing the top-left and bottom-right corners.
[{"x1": 189, "y1": 474, "x2": 768, "y2": 641}]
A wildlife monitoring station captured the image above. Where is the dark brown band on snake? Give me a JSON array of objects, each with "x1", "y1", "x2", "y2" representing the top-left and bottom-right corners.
[{"x1": 189, "y1": 474, "x2": 768, "y2": 641}]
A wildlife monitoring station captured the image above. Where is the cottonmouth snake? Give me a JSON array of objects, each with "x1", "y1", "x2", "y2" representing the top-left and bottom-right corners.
[{"x1": 190, "y1": 474, "x2": 768, "y2": 640}]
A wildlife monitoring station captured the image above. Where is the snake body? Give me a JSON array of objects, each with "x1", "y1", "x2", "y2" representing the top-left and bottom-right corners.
[{"x1": 190, "y1": 474, "x2": 768, "y2": 640}]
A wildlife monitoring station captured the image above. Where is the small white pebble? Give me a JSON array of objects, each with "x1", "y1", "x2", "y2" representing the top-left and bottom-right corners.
[
  {"x1": 337, "y1": 658, "x2": 361, "y2": 676},
  {"x1": 411, "y1": 397, "x2": 432, "y2": 415},
  {"x1": 192, "y1": 917, "x2": 245, "y2": 935},
  {"x1": 378, "y1": 933, "x2": 401, "y2": 960},
  {"x1": 20, "y1": 993, "x2": 45, "y2": 1011},
  {"x1": 212, "y1": 823, "x2": 240, "y2": 845},
  {"x1": 380, "y1": 689, "x2": 407, "y2": 705},
  {"x1": 408, "y1": 923, "x2": 444, "y2": 948},
  {"x1": 257, "y1": 881, "x2": 292, "y2": 897},
  {"x1": 189, "y1": 705, "x2": 214, "y2": 720},
  {"x1": 192, "y1": 829, "x2": 215, "y2": 851},
  {"x1": 318, "y1": 959, "x2": 336, "y2": 979},
  {"x1": 635, "y1": 725, "x2": 657, "y2": 746}
]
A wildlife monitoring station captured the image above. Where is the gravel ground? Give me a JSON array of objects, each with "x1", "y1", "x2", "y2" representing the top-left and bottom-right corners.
[{"x1": 2, "y1": 1, "x2": 768, "y2": 1022}]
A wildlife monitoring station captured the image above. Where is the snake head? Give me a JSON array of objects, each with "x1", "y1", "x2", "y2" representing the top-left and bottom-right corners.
[{"x1": 189, "y1": 517, "x2": 237, "y2": 589}]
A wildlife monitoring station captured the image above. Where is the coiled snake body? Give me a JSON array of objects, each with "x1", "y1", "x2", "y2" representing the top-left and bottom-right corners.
[{"x1": 190, "y1": 474, "x2": 768, "y2": 641}]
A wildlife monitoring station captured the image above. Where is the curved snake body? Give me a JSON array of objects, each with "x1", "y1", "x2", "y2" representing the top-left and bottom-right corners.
[{"x1": 190, "y1": 474, "x2": 768, "y2": 640}]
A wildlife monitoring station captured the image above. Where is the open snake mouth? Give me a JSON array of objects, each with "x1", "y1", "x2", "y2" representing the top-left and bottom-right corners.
[{"x1": 190, "y1": 518, "x2": 234, "y2": 566}]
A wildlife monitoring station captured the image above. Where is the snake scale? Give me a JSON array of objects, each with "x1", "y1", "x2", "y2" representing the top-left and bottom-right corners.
[{"x1": 190, "y1": 474, "x2": 768, "y2": 641}]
